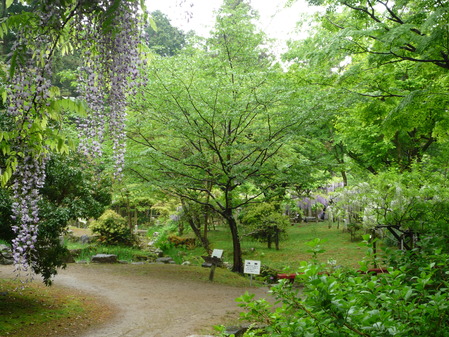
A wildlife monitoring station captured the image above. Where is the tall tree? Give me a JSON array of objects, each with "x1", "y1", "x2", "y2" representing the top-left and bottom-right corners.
[
  {"x1": 127, "y1": 0, "x2": 294, "y2": 273},
  {"x1": 284, "y1": 0, "x2": 449, "y2": 175},
  {"x1": 146, "y1": 10, "x2": 186, "y2": 56}
]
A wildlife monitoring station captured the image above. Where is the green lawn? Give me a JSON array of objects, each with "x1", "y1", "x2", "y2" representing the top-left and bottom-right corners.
[{"x1": 186, "y1": 221, "x2": 373, "y2": 271}]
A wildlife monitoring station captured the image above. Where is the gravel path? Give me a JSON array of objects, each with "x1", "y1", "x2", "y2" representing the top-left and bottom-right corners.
[{"x1": 2, "y1": 263, "x2": 270, "y2": 337}]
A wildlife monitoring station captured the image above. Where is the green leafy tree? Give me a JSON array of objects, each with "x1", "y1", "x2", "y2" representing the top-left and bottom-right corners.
[
  {"x1": 127, "y1": 0, "x2": 295, "y2": 273},
  {"x1": 0, "y1": 154, "x2": 112, "y2": 284},
  {"x1": 285, "y1": 0, "x2": 449, "y2": 175},
  {"x1": 240, "y1": 202, "x2": 290, "y2": 250},
  {"x1": 146, "y1": 10, "x2": 186, "y2": 56}
]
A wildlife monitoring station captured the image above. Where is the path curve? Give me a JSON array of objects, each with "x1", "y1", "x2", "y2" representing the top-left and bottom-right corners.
[{"x1": 2, "y1": 264, "x2": 270, "y2": 337}]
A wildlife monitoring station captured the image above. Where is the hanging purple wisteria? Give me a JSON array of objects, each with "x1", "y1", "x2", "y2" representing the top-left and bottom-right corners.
[
  {"x1": 76, "y1": 0, "x2": 143, "y2": 178},
  {"x1": 6, "y1": 20, "x2": 55, "y2": 278},
  {"x1": 5, "y1": 0, "x2": 144, "y2": 279}
]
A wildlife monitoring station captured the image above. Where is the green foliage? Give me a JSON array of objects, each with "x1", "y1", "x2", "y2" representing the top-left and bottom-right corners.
[
  {"x1": 0, "y1": 153, "x2": 112, "y2": 285},
  {"x1": 331, "y1": 166, "x2": 449, "y2": 238},
  {"x1": 146, "y1": 10, "x2": 185, "y2": 56},
  {"x1": 240, "y1": 202, "x2": 290, "y2": 249},
  {"x1": 90, "y1": 210, "x2": 136, "y2": 246},
  {"x1": 127, "y1": 0, "x2": 294, "y2": 273},
  {"x1": 284, "y1": 0, "x2": 449, "y2": 178},
  {"x1": 237, "y1": 239, "x2": 449, "y2": 336}
]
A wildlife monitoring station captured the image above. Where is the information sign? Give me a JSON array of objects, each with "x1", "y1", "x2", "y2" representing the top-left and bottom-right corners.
[
  {"x1": 211, "y1": 249, "x2": 224, "y2": 258},
  {"x1": 244, "y1": 260, "x2": 261, "y2": 275}
]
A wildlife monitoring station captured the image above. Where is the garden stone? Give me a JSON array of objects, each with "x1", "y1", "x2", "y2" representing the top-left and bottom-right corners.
[
  {"x1": 91, "y1": 254, "x2": 117, "y2": 263},
  {"x1": 79, "y1": 235, "x2": 91, "y2": 244},
  {"x1": 0, "y1": 244, "x2": 13, "y2": 265},
  {"x1": 148, "y1": 247, "x2": 163, "y2": 257},
  {"x1": 156, "y1": 257, "x2": 174, "y2": 264}
]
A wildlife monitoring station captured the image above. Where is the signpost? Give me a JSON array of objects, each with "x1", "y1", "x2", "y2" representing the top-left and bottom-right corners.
[
  {"x1": 244, "y1": 260, "x2": 261, "y2": 286},
  {"x1": 202, "y1": 249, "x2": 224, "y2": 281},
  {"x1": 211, "y1": 249, "x2": 223, "y2": 259}
]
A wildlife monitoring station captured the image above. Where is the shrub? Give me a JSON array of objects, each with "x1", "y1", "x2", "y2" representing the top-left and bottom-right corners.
[
  {"x1": 236, "y1": 238, "x2": 449, "y2": 336},
  {"x1": 89, "y1": 210, "x2": 136, "y2": 246},
  {"x1": 167, "y1": 235, "x2": 196, "y2": 249},
  {"x1": 240, "y1": 202, "x2": 290, "y2": 250}
]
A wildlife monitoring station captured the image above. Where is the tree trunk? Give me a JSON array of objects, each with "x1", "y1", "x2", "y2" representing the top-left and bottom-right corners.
[
  {"x1": 225, "y1": 211, "x2": 243, "y2": 273},
  {"x1": 341, "y1": 170, "x2": 348, "y2": 187},
  {"x1": 181, "y1": 199, "x2": 210, "y2": 252},
  {"x1": 203, "y1": 205, "x2": 209, "y2": 242},
  {"x1": 274, "y1": 227, "x2": 280, "y2": 250}
]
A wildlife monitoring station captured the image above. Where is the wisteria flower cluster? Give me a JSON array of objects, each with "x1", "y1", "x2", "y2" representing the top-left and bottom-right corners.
[
  {"x1": 76, "y1": 0, "x2": 144, "y2": 178},
  {"x1": 10, "y1": 154, "x2": 48, "y2": 278},
  {"x1": 6, "y1": 0, "x2": 144, "y2": 279},
  {"x1": 6, "y1": 27, "x2": 54, "y2": 279}
]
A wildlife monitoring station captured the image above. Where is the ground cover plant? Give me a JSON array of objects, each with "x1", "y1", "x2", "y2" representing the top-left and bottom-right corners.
[
  {"x1": 0, "y1": 279, "x2": 114, "y2": 337},
  {"x1": 66, "y1": 242, "x2": 150, "y2": 263}
]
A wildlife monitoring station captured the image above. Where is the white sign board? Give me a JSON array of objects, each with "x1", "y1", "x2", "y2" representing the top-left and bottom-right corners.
[
  {"x1": 211, "y1": 249, "x2": 224, "y2": 259},
  {"x1": 244, "y1": 260, "x2": 261, "y2": 275}
]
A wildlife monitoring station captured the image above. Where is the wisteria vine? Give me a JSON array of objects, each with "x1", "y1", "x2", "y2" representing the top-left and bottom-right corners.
[
  {"x1": 76, "y1": 0, "x2": 143, "y2": 178},
  {"x1": 6, "y1": 22, "x2": 55, "y2": 278},
  {"x1": 6, "y1": 0, "x2": 144, "y2": 279}
]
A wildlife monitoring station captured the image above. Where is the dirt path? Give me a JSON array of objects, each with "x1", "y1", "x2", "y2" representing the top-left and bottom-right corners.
[{"x1": 2, "y1": 263, "x2": 271, "y2": 337}]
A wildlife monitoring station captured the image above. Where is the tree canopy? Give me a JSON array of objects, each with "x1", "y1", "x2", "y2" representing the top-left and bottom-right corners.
[{"x1": 127, "y1": 0, "x2": 295, "y2": 273}]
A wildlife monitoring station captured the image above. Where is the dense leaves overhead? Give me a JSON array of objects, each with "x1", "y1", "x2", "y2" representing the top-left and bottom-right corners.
[{"x1": 285, "y1": 0, "x2": 449, "y2": 174}]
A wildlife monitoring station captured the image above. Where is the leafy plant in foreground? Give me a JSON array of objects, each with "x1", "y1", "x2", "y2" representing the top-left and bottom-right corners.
[{"x1": 235, "y1": 239, "x2": 449, "y2": 336}]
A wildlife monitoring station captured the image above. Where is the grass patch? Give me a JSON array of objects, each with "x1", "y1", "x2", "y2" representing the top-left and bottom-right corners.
[
  {"x1": 0, "y1": 279, "x2": 114, "y2": 337},
  {"x1": 66, "y1": 243, "x2": 150, "y2": 262},
  {"x1": 71, "y1": 263, "x2": 260, "y2": 288},
  {"x1": 185, "y1": 222, "x2": 371, "y2": 271}
]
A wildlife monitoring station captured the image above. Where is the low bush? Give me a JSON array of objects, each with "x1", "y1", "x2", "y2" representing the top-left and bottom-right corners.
[
  {"x1": 235, "y1": 237, "x2": 449, "y2": 336},
  {"x1": 89, "y1": 210, "x2": 136, "y2": 246}
]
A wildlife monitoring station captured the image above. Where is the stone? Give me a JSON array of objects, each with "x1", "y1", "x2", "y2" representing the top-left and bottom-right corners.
[
  {"x1": 91, "y1": 254, "x2": 117, "y2": 263},
  {"x1": 0, "y1": 244, "x2": 13, "y2": 265},
  {"x1": 79, "y1": 235, "x2": 91, "y2": 244},
  {"x1": 155, "y1": 257, "x2": 174, "y2": 264},
  {"x1": 148, "y1": 247, "x2": 163, "y2": 257},
  {"x1": 181, "y1": 261, "x2": 191, "y2": 266}
]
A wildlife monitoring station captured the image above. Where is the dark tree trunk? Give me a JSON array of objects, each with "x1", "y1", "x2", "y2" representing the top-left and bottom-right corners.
[
  {"x1": 225, "y1": 211, "x2": 243, "y2": 273},
  {"x1": 341, "y1": 170, "x2": 348, "y2": 187},
  {"x1": 181, "y1": 199, "x2": 210, "y2": 252},
  {"x1": 275, "y1": 228, "x2": 280, "y2": 250}
]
